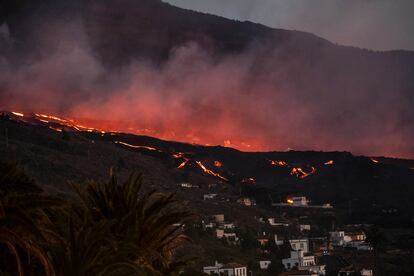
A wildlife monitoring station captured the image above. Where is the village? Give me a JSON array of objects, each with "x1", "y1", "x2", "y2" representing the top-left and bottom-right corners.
[{"x1": 177, "y1": 182, "x2": 376, "y2": 276}]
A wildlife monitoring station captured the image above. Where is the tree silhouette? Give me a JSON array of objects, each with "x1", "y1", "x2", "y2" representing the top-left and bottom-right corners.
[{"x1": 0, "y1": 162, "x2": 60, "y2": 276}]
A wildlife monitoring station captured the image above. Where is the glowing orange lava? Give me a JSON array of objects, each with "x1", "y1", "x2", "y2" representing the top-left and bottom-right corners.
[
  {"x1": 11, "y1": 111, "x2": 24, "y2": 117},
  {"x1": 49, "y1": 126, "x2": 63, "y2": 132},
  {"x1": 114, "y1": 141, "x2": 160, "y2": 152},
  {"x1": 290, "y1": 166, "x2": 317, "y2": 179},
  {"x1": 270, "y1": 160, "x2": 288, "y2": 166},
  {"x1": 324, "y1": 160, "x2": 334, "y2": 165},
  {"x1": 196, "y1": 161, "x2": 228, "y2": 181}
]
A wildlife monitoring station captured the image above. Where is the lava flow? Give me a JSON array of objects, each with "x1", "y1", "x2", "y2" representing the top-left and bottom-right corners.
[
  {"x1": 324, "y1": 160, "x2": 334, "y2": 165},
  {"x1": 196, "y1": 161, "x2": 228, "y2": 181},
  {"x1": 270, "y1": 160, "x2": 288, "y2": 166},
  {"x1": 113, "y1": 141, "x2": 160, "y2": 152},
  {"x1": 173, "y1": 152, "x2": 190, "y2": 169},
  {"x1": 290, "y1": 166, "x2": 317, "y2": 179},
  {"x1": 11, "y1": 112, "x2": 24, "y2": 117}
]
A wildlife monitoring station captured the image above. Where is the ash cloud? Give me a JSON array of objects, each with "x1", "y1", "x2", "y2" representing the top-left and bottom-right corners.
[{"x1": 0, "y1": 3, "x2": 413, "y2": 159}]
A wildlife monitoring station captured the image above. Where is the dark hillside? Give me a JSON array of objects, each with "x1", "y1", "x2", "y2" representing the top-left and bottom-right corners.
[{"x1": 1, "y1": 112, "x2": 413, "y2": 225}]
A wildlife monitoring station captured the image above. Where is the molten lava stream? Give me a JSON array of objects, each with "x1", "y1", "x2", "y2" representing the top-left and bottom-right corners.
[
  {"x1": 196, "y1": 161, "x2": 228, "y2": 181},
  {"x1": 290, "y1": 166, "x2": 317, "y2": 179},
  {"x1": 11, "y1": 111, "x2": 25, "y2": 117},
  {"x1": 114, "y1": 141, "x2": 161, "y2": 152},
  {"x1": 270, "y1": 160, "x2": 288, "y2": 166}
]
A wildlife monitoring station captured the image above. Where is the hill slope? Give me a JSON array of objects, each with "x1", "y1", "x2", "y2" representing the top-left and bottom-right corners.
[{"x1": 1, "y1": 111, "x2": 414, "y2": 225}]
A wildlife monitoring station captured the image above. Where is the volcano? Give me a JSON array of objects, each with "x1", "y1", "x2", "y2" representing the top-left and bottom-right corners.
[
  {"x1": 1, "y1": 110, "x2": 414, "y2": 225},
  {"x1": 1, "y1": 0, "x2": 414, "y2": 158}
]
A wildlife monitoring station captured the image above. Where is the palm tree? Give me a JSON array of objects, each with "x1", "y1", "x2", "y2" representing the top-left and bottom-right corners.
[
  {"x1": 0, "y1": 162, "x2": 59, "y2": 276},
  {"x1": 73, "y1": 173, "x2": 192, "y2": 275},
  {"x1": 50, "y1": 213, "x2": 156, "y2": 276}
]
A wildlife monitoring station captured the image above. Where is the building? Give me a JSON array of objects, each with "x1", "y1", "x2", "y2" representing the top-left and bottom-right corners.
[
  {"x1": 204, "y1": 193, "x2": 217, "y2": 200},
  {"x1": 203, "y1": 261, "x2": 247, "y2": 276},
  {"x1": 237, "y1": 197, "x2": 255, "y2": 207},
  {"x1": 360, "y1": 268, "x2": 373, "y2": 276},
  {"x1": 330, "y1": 231, "x2": 368, "y2": 248},
  {"x1": 282, "y1": 250, "x2": 316, "y2": 270},
  {"x1": 223, "y1": 223, "x2": 235, "y2": 229},
  {"x1": 178, "y1": 182, "x2": 197, "y2": 188},
  {"x1": 299, "y1": 224, "x2": 311, "y2": 231},
  {"x1": 216, "y1": 229, "x2": 225, "y2": 239},
  {"x1": 282, "y1": 251, "x2": 325, "y2": 275},
  {"x1": 329, "y1": 231, "x2": 346, "y2": 246},
  {"x1": 268, "y1": 218, "x2": 289, "y2": 227},
  {"x1": 287, "y1": 196, "x2": 309, "y2": 206},
  {"x1": 213, "y1": 214, "x2": 225, "y2": 223},
  {"x1": 346, "y1": 231, "x2": 366, "y2": 242},
  {"x1": 274, "y1": 234, "x2": 285, "y2": 246},
  {"x1": 258, "y1": 238, "x2": 269, "y2": 246},
  {"x1": 259, "y1": 260, "x2": 271, "y2": 270},
  {"x1": 290, "y1": 239, "x2": 310, "y2": 253},
  {"x1": 202, "y1": 221, "x2": 215, "y2": 229}
]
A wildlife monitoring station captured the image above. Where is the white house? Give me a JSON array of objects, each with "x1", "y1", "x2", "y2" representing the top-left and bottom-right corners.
[
  {"x1": 268, "y1": 218, "x2": 289, "y2": 227},
  {"x1": 213, "y1": 214, "x2": 225, "y2": 223},
  {"x1": 223, "y1": 223, "x2": 235, "y2": 230},
  {"x1": 203, "y1": 222, "x2": 215, "y2": 229},
  {"x1": 299, "y1": 224, "x2": 311, "y2": 231},
  {"x1": 329, "y1": 231, "x2": 346, "y2": 246},
  {"x1": 282, "y1": 250, "x2": 315, "y2": 270},
  {"x1": 330, "y1": 231, "x2": 368, "y2": 248},
  {"x1": 178, "y1": 182, "x2": 194, "y2": 188},
  {"x1": 360, "y1": 268, "x2": 373, "y2": 276},
  {"x1": 237, "y1": 197, "x2": 255, "y2": 207},
  {"x1": 203, "y1": 261, "x2": 248, "y2": 276},
  {"x1": 346, "y1": 231, "x2": 366, "y2": 242},
  {"x1": 259, "y1": 260, "x2": 271, "y2": 270},
  {"x1": 274, "y1": 234, "x2": 285, "y2": 246},
  {"x1": 290, "y1": 239, "x2": 310, "y2": 253},
  {"x1": 345, "y1": 241, "x2": 373, "y2": 251},
  {"x1": 287, "y1": 196, "x2": 309, "y2": 206},
  {"x1": 204, "y1": 193, "x2": 217, "y2": 200},
  {"x1": 216, "y1": 229, "x2": 225, "y2": 239}
]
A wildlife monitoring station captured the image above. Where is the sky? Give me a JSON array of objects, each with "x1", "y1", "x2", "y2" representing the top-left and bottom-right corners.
[{"x1": 165, "y1": 0, "x2": 414, "y2": 51}]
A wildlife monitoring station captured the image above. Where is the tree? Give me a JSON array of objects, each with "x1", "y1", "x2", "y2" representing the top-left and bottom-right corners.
[
  {"x1": 365, "y1": 226, "x2": 386, "y2": 275},
  {"x1": 268, "y1": 257, "x2": 285, "y2": 275},
  {"x1": 73, "y1": 173, "x2": 193, "y2": 275},
  {"x1": 239, "y1": 227, "x2": 259, "y2": 252},
  {"x1": 0, "y1": 162, "x2": 60, "y2": 276},
  {"x1": 50, "y1": 214, "x2": 151, "y2": 276}
]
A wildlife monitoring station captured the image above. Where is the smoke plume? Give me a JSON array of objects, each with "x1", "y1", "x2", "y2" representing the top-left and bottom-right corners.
[{"x1": 0, "y1": 3, "x2": 413, "y2": 159}]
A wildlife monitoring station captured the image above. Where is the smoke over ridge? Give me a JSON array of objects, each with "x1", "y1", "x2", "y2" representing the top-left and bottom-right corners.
[{"x1": 0, "y1": 1, "x2": 413, "y2": 158}]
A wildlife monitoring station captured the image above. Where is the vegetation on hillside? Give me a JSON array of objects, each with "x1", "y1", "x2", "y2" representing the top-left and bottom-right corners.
[{"x1": 0, "y1": 162, "x2": 191, "y2": 276}]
